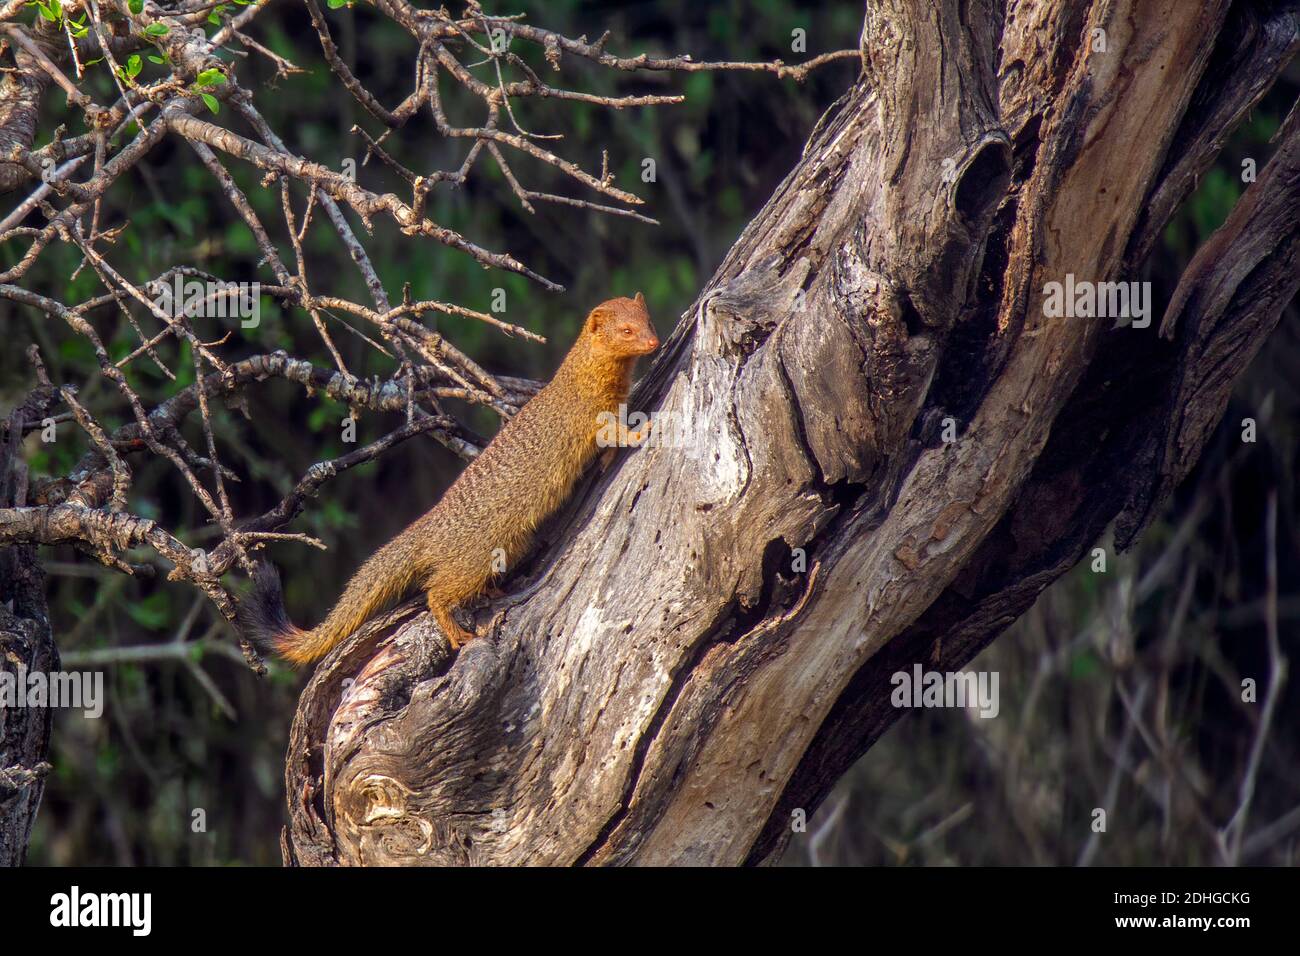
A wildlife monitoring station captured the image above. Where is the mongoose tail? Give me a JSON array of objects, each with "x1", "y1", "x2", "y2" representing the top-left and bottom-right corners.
[{"x1": 238, "y1": 535, "x2": 427, "y2": 666}]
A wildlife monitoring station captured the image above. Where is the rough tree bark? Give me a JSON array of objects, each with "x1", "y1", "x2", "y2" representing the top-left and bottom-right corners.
[
  {"x1": 0, "y1": 359, "x2": 58, "y2": 866},
  {"x1": 282, "y1": 0, "x2": 1300, "y2": 865},
  {"x1": 0, "y1": 561, "x2": 54, "y2": 868}
]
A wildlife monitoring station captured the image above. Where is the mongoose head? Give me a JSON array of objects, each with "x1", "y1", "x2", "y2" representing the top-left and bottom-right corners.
[{"x1": 586, "y1": 292, "x2": 660, "y2": 360}]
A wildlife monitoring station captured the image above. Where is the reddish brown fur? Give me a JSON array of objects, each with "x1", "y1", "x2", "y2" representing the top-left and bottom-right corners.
[{"x1": 245, "y1": 295, "x2": 659, "y2": 666}]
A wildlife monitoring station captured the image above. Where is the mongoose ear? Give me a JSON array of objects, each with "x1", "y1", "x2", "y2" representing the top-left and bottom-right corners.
[{"x1": 634, "y1": 291, "x2": 646, "y2": 308}]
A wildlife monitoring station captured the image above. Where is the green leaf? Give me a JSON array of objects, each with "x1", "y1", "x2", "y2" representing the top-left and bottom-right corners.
[
  {"x1": 128, "y1": 0, "x2": 143, "y2": 11},
  {"x1": 224, "y1": 220, "x2": 258, "y2": 255},
  {"x1": 126, "y1": 54, "x2": 143, "y2": 78},
  {"x1": 1070, "y1": 649, "x2": 1102, "y2": 682},
  {"x1": 125, "y1": 591, "x2": 171, "y2": 631},
  {"x1": 144, "y1": 21, "x2": 169, "y2": 36},
  {"x1": 326, "y1": 0, "x2": 348, "y2": 8},
  {"x1": 208, "y1": 5, "x2": 226, "y2": 25},
  {"x1": 201, "y1": 92, "x2": 219, "y2": 114},
  {"x1": 195, "y1": 68, "x2": 226, "y2": 87},
  {"x1": 147, "y1": 54, "x2": 166, "y2": 64},
  {"x1": 58, "y1": 336, "x2": 95, "y2": 364}
]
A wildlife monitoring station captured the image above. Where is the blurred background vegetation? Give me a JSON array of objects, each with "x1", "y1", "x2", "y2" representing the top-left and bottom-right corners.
[{"x1": 2, "y1": 1, "x2": 1296, "y2": 866}]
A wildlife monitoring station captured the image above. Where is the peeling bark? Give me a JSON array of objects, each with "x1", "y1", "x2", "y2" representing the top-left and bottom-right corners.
[{"x1": 284, "y1": 0, "x2": 1300, "y2": 866}]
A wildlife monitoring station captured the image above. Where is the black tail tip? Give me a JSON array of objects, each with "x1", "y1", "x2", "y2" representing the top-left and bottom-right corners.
[{"x1": 236, "y1": 559, "x2": 291, "y2": 655}]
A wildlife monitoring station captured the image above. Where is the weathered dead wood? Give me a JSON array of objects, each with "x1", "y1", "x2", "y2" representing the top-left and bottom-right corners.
[
  {"x1": 0, "y1": 599, "x2": 54, "y2": 868},
  {"x1": 752, "y1": 0, "x2": 1300, "y2": 863},
  {"x1": 284, "y1": 0, "x2": 1300, "y2": 866},
  {"x1": 0, "y1": 378, "x2": 59, "y2": 866}
]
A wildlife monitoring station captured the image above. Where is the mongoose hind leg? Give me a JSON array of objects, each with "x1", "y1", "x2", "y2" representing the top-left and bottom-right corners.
[{"x1": 428, "y1": 594, "x2": 476, "y2": 650}]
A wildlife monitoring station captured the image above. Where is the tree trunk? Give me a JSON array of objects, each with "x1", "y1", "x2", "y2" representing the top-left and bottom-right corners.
[
  {"x1": 1, "y1": 375, "x2": 59, "y2": 866},
  {"x1": 0, "y1": 569, "x2": 55, "y2": 868},
  {"x1": 282, "y1": 0, "x2": 1300, "y2": 866}
]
